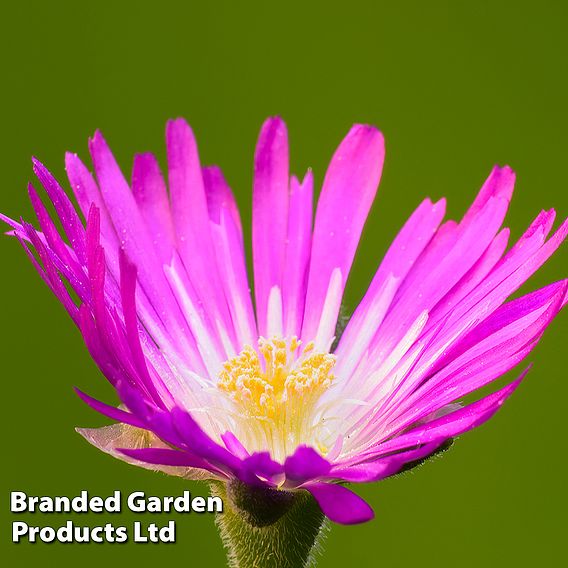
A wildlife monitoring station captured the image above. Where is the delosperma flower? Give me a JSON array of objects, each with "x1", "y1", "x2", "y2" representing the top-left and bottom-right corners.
[{"x1": 2, "y1": 117, "x2": 566, "y2": 562}]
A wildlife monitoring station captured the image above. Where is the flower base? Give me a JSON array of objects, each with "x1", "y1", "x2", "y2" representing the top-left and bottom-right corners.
[{"x1": 211, "y1": 480, "x2": 327, "y2": 568}]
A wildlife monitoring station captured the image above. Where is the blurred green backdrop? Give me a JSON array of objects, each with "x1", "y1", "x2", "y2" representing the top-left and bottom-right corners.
[{"x1": 1, "y1": 1, "x2": 566, "y2": 566}]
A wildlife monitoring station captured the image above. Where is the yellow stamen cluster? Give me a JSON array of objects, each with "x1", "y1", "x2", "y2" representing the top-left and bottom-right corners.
[{"x1": 217, "y1": 337, "x2": 336, "y2": 458}]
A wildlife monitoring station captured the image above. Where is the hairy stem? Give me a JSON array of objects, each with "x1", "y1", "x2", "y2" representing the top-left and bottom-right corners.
[{"x1": 211, "y1": 481, "x2": 327, "y2": 568}]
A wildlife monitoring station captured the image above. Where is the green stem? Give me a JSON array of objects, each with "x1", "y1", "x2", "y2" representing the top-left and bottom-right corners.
[{"x1": 211, "y1": 481, "x2": 327, "y2": 568}]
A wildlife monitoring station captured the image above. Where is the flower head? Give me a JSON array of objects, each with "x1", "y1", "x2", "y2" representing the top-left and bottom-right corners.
[{"x1": 2, "y1": 117, "x2": 566, "y2": 525}]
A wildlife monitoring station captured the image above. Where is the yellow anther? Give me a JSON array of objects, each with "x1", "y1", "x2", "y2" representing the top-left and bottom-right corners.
[
  {"x1": 217, "y1": 337, "x2": 336, "y2": 458},
  {"x1": 303, "y1": 341, "x2": 315, "y2": 353}
]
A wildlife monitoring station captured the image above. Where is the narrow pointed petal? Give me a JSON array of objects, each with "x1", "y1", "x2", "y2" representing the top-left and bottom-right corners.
[
  {"x1": 336, "y1": 198, "x2": 446, "y2": 373},
  {"x1": 283, "y1": 171, "x2": 313, "y2": 337},
  {"x1": 65, "y1": 151, "x2": 122, "y2": 285},
  {"x1": 166, "y1": 118, "x2": 234, "y2": 342},
  {"x1": 132, "y1": 152, "x2": 175, "y2": 265},
  {"x1": 252, "y1": 116, "x2": 289, "y2": 336},
  {"x1": 203, "y1": 165, "x2": 243, "y2": 234},
  {"x1": 302, "y1": 124, "x2": 385, "y2": 346},
  {"x1": 205, "y1": 166, "x2": 257, "y2": 348},
  {"x1": 221, "y1": 431, "x2": 250, "y2": 459},
  {"x1": 171, "y1": 407, "x2": 242, "y2": 473},
  {"x1": 32, "y1": 157, "x2": 87, "y2": 263},
  {"x1": 330, "y1": 440, "x2": 445, "y2": 482},
  {"x1": 364, "y1": 373, "x2": 525, "y2": 460},
  {"x1": 367, "y1": 166, "x2": 515, "y2": 365},
  {"x1": 74, "y1": 388, "x2": 145, "y2": 429}
]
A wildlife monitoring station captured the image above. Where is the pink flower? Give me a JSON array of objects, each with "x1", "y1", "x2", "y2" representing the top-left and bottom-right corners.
[{"x1": 3, "y1": 117, "x2": 566, "y2": 525}]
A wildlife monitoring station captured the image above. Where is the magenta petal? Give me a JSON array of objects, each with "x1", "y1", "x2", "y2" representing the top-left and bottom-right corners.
[
  {"x1": 132, "y1": 152, "x2": 175, "y2": 265},
  {"x1": 284, "y1": 445, "x2": 331, "y2": 483},
  {"x1": 302, "y1": 124, "x2": 385, "y2": 349},
  {"x1": 170, "y1": 407, "x2": 242, "y2": 473},
  {"x1": 32, "y1": 157, "x2": 87, "y2": 264},
  {"x1": 331, "y1": 440, "x2": 446, "y2": 482},
  {"x1": 282, "y1": 171, "x2": 313, "y2": 337},
  {"x1": 221, "y1": 431, "x2": 250, "y2": 459},
  {"x1": 205, "y1": 167, "x2": 257, "y2": 348},
  {"x1": 462, "y1": 165, "x2": 515, "y2": 224},
  {"x1": 27, "y1": 183, "x2": 88, "y2": 297},
  {"x1": 74, "y1": 388, "x2": 145, "y2": 429},
  {"x1": 203, "y1": 165, "x2": 243, "y2": 233},
  {"x1": 367, "y1": 166, "x2": 515, "y2": 365},
  {"x1": 114, "y1": 381, "x2": 173, "y2": 436},
  {"x1": 240, "y1": 452, "x2": 284, "y2": 485},
  {"x1": 370, "y1": 372, "x2": 526, "y2": 459},
  {"x1": 305, "y1": 482, "x2": 375, "y2": 525},
  {"x1": 118, "y1": 249, "x2": 168, "y2": 408},
  {"x1": 328, "y1": 461, "x2": 398, "y2": 483},
  {"x1": 65, "y1": 151, "x2": 122, "y2": 285},
  {"x1": 335, "y1": 197, "x2": 445, "y2": 377},
  {"x1": 252, "y1": 116, "x2": 289, "y2": 336},
  {"x1": 166, "y1": 118, "x2": 233, "y2": 343},
  {"x1": 20, "y1": 221, "x2": 80, "y2": 323},
  {"x1": 88, "y1": 129, "x2": 193, "y2": 359}
]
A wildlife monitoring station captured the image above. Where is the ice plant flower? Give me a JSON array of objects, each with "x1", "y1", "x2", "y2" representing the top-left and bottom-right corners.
[{"x1": 2, "y1": 117, "x2": 566, "y2": 566}]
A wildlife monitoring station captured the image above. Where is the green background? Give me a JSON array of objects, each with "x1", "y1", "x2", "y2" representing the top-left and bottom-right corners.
[{"x1": 1, "y1": 1, "x2": 566, "y2": 566}]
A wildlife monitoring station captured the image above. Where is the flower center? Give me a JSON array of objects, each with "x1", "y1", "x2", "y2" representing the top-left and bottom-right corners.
[{"x1": 217, "y1": 337, "x2": 336, "y2": 461}]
